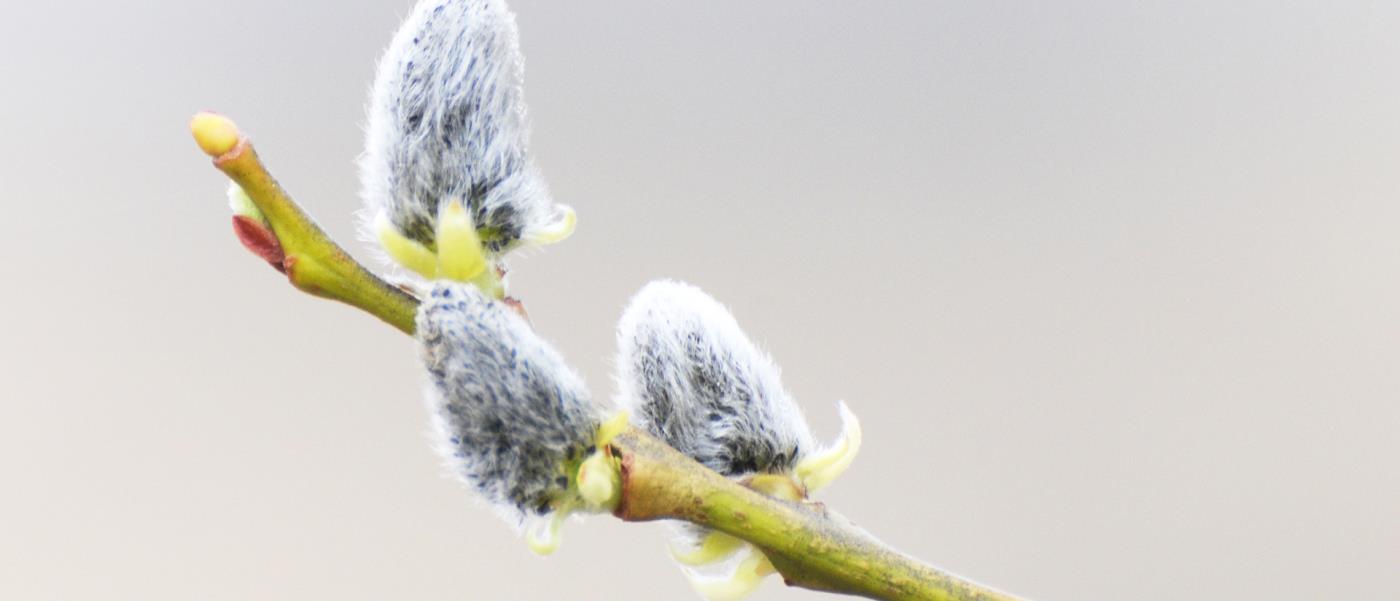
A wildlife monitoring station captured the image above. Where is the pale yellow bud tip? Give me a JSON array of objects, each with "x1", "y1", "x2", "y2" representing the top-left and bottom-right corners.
[
  {"x1": 527, "y1": 205, "x2": 577, "y2": 245},
  {"x1": 577, "y1": 451, "x2": 620, "y2": 510},
  {"x1": 595, "y1": 411, "x2": 630, "y2": 447},
  {"x1": 190, "y1": 112, "x2": 241, "y2": 157},
  {"x1": 227, "y1": 183, "x2": 267, "y2": 224},
  {"x1": 526, "y1": 510, "x2": 567, "y2": 556},
  {"x1": 436, "y1": 199, "x2": 488, "y2": 282},
  {"x1": 375, "y1": 212, "x2": 439, "y2": 279},
  {"x1": 795, "y1": 401, "x2": 862, "y2": 493},
  {"x1": 685, "y1": 550, "x2": 776, "y2": 601}
]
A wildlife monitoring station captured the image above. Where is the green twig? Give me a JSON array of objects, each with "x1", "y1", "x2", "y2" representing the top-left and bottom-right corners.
[
  {"x1": 191, "y1": 112, "x2": 419, "y2": 334},
  {"x1": 610, "y1": 429, "x2": 1018, "y2": 601}
]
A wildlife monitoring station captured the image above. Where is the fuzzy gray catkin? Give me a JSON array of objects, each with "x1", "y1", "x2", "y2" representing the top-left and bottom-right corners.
[
  {"x1": 615, "y1": 280, "x2": 816, "y2": 478},
  {"x1": 361, "y1": 0, "x2": 558, "y2": 253},
  {"x1": 418, "y1": 281, "x2": 599, "y2": 518}
]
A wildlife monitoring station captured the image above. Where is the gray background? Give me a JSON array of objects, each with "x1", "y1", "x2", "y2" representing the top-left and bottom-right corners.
[{"x1": 1, "y1": 1, "x2": 1396, "y2": 599}]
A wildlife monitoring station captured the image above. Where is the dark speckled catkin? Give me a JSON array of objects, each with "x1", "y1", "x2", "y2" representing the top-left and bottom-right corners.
[
  {"x1": 361, "y1": 0, "x2": 561, "y2": 254},
  {"x1": 417, "y1": 281, "x2": 599, "y2": 519},
  {"x1": 615, "y1": 280, "x2": 816, "y2": 478}
]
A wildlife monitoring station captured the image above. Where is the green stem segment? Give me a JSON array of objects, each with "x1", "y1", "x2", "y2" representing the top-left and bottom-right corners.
[
  {"x1": 192, "y1": 112, "x2": 1024, "y2": 601},
  {"x1": 193, "y1": 113, "x2": 419, "y2": 334},
  {"x1": 610, "y1": 429, "x2": 1020, "y2": 601}
]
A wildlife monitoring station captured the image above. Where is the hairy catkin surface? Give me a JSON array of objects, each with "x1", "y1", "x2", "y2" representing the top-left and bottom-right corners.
[
  {"x1": 361, "y1": 0, "x2": 554, "y2": 252},
  {"x1": 616, "y1": 280, "x2": 815, "y2": 478},
  {"x1": 418, "y1": 282, "x2": 599, "y2": 518}
]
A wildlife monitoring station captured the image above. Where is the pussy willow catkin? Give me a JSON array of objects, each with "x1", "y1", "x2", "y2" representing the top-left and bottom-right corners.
[
  {"x1": 418, "y1": 281, "x2": 599, "y2": 519},
  {"x1": 616, "y1": 280, "x2": 816, "y2": 478},
  {"x1": 361, "y1": 0, "x2": 570, "y2": 257}
]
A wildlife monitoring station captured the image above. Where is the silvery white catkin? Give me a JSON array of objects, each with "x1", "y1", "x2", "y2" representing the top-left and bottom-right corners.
[
  {"x1": 361, "y1": 0, "x2": 555, "y2": 253},
  {"x1": 615, "y1": 280, "x2": 816, "y2": 477},
  {"x1": 418, "y1": 281, "x2": 599, "y2": 518}
]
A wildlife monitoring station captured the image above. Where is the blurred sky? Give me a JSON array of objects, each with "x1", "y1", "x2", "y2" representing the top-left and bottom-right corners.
[{"x1": 0, "y1": 1, "x2": 1396, "y2": 600}]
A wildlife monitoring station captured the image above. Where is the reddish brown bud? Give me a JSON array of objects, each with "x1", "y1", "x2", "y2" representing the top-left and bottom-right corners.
[{"x1": 232, "y1": 215, "x2": 286, "y2": 273}]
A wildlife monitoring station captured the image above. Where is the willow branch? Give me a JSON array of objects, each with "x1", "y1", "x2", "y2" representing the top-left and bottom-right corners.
[{"x1": 190, "y1": 113, "x2": 1025, "y2": 601}]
